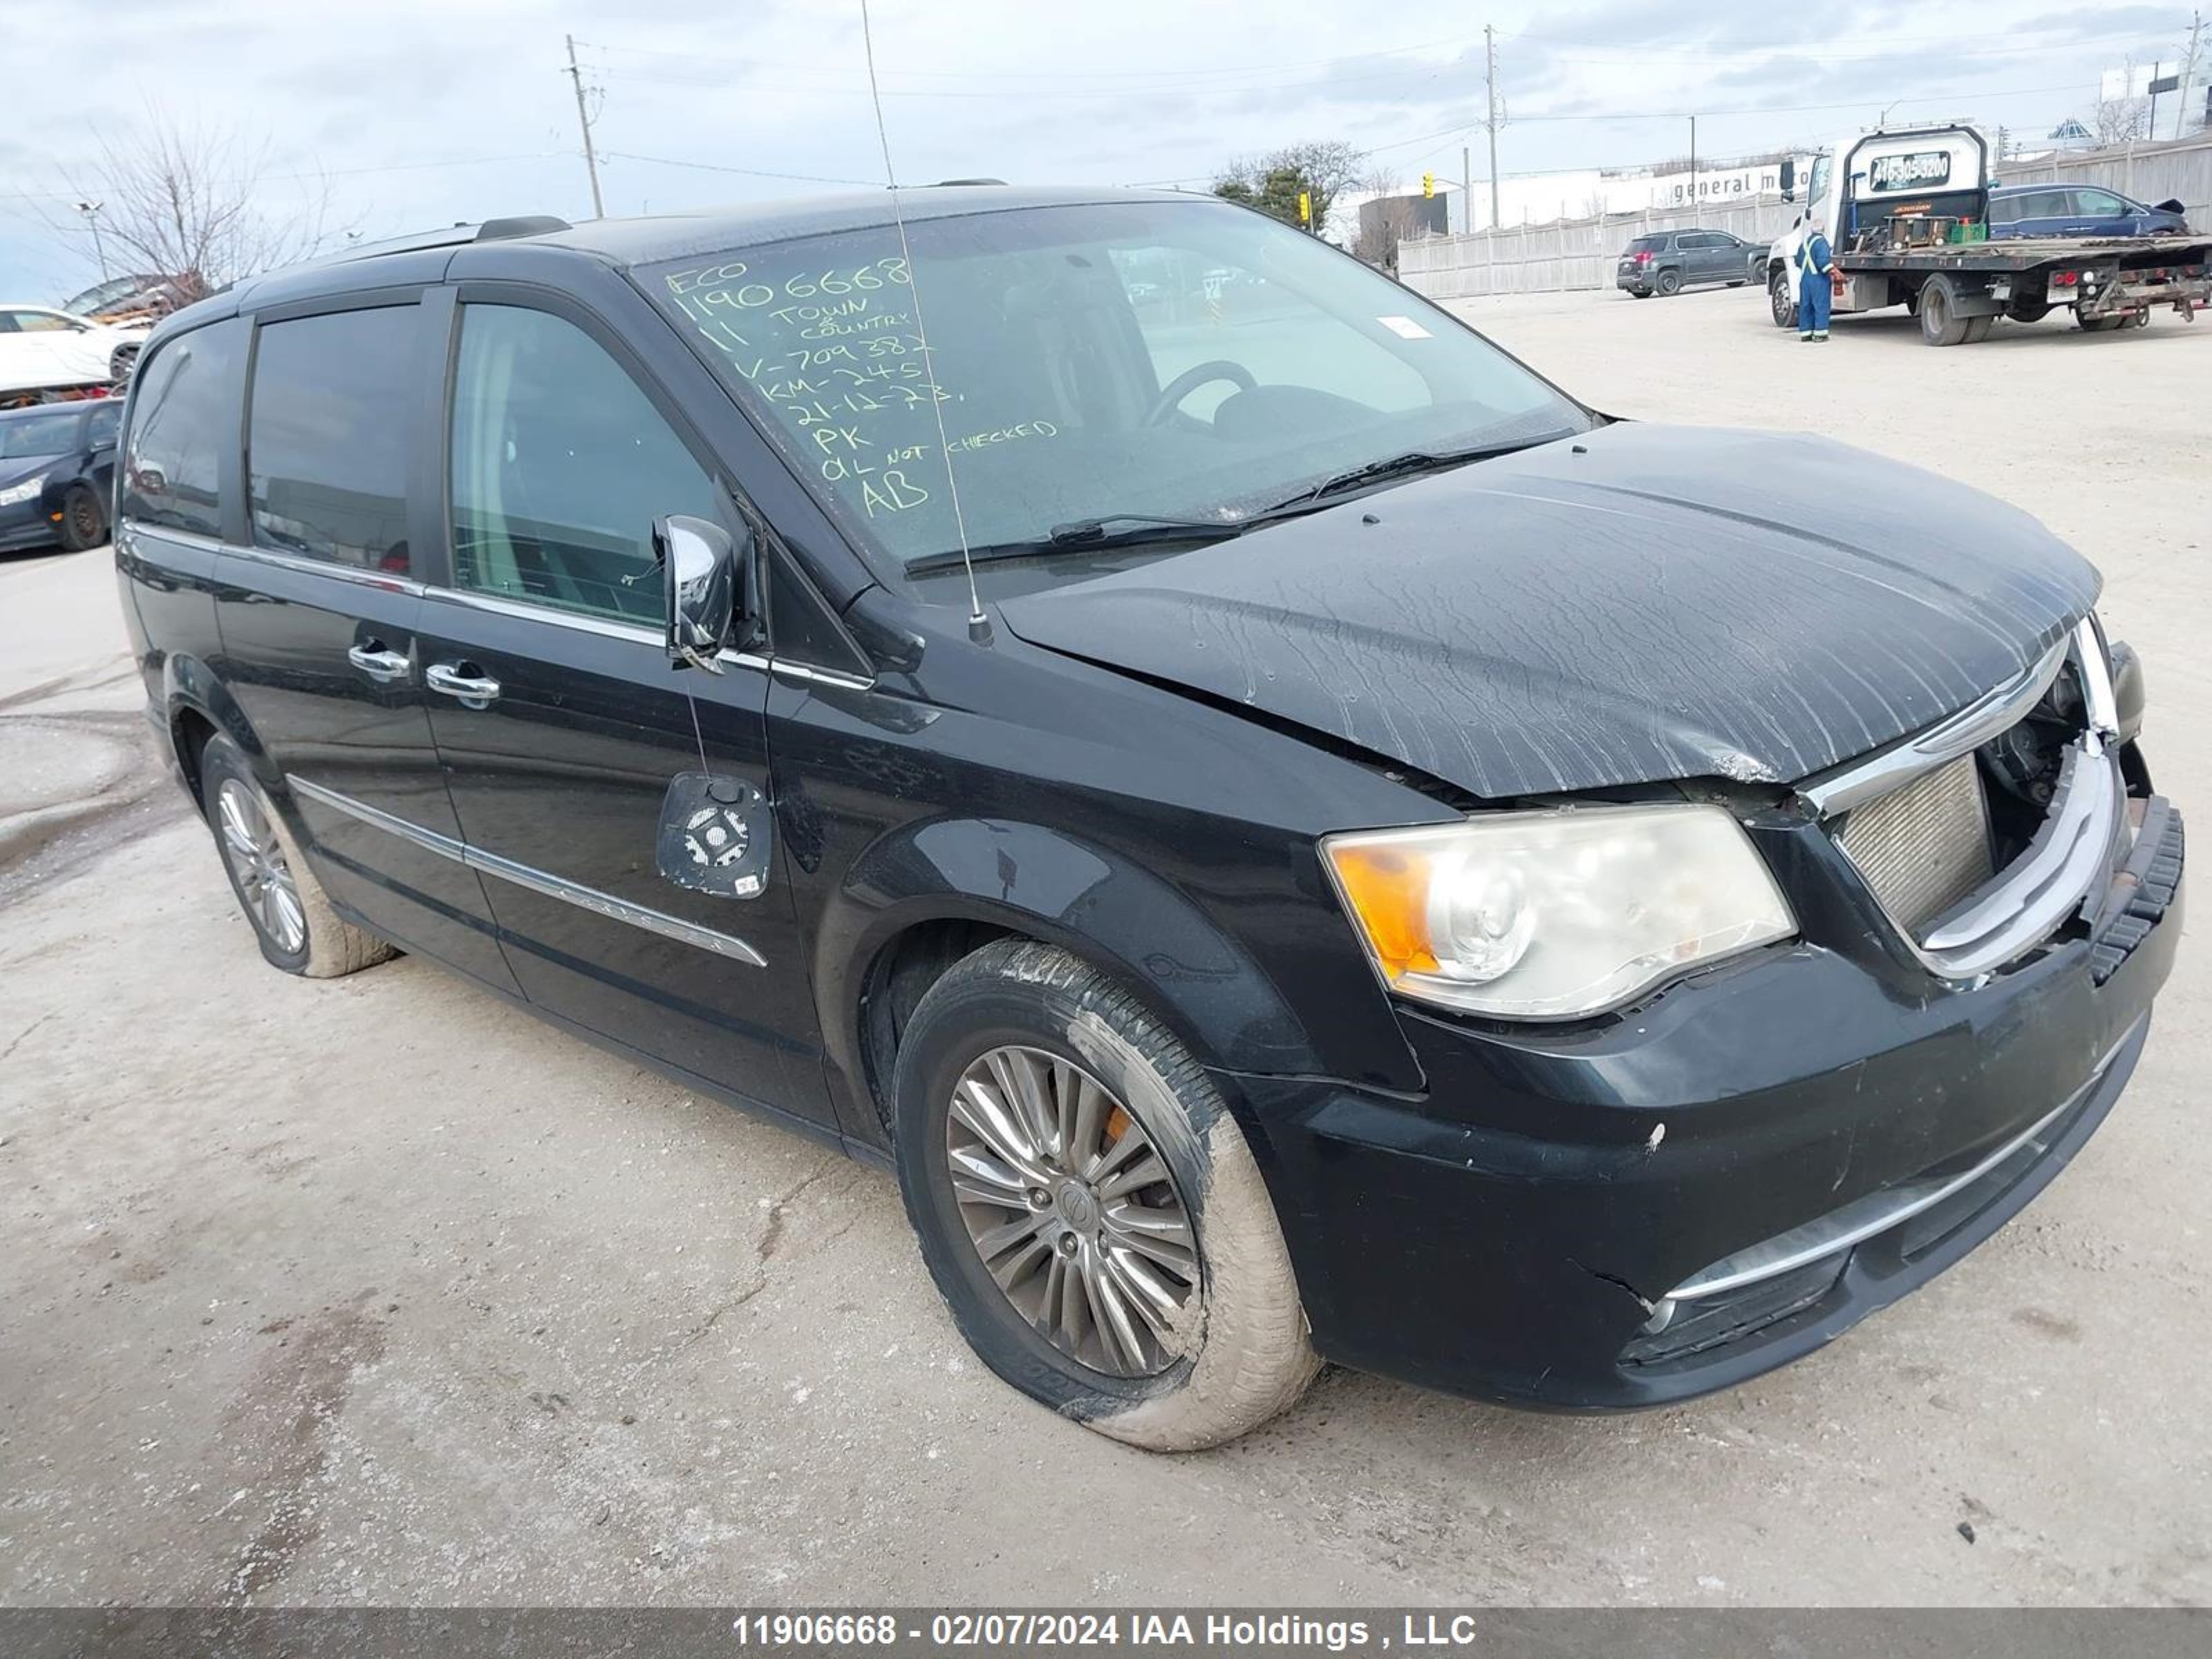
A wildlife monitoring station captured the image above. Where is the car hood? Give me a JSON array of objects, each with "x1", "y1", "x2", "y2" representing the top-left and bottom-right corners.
[
  {"x1": 997, "y1": 423, "x2": 2099, "y2": 799},
  {"x1": 0, "y1": 453, "x2": 59, "y2": 493}
]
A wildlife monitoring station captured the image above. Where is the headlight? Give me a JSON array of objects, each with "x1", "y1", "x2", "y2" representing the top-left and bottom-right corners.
[
  {"x1": 0, "y1": 474, "x2": 47, "y2": 507},
  {"x1": 1322, "y1": 804, "x2": 1796, "y2": 1020}
]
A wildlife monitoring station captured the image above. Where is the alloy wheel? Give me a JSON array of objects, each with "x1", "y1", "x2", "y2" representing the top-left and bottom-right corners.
[
  {"x1": 216, "y1": 778, "x2": 308, "y2": 955},
  {"x1": 944, "y1": 1044, "x2": 1200, "y2": 1378}
]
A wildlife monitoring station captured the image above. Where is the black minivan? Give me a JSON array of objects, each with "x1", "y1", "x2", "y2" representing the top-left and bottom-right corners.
[{"x1": 115, "y1": 187, "x2": 2181, "y2": 1449}]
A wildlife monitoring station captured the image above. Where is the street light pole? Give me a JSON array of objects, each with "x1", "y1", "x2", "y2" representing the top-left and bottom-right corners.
[{"x1": 77, "y1": 201, "x2": 109, "y2": 281}]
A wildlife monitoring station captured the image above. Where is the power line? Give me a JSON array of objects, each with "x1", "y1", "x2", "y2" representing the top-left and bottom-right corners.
[{"x1": 598, "y1": 151, "x2": 881, "y2": 187}]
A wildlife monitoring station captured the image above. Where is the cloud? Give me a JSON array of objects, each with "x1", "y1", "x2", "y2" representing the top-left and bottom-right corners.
[{"x1": 1, "y1": 0, "x2": 2164, "y2": 298}]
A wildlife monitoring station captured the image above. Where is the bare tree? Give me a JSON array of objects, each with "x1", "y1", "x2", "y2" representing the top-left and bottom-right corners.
[
  {"x1": 2094, "y1": 58, "x2": 2154, "y2": 145},
  {"x1": 2094, "y1": 93, "x2": 2153, "y2": 144},
  {"x1": 53, "y1": 115, "x2": 350, "y2": 303},
  {"x1": 1214, "y1": 139, "x2": 1369, "y2": 232}
]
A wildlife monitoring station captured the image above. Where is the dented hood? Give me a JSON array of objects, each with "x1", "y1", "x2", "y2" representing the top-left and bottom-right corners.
[{"x1": 998, "y1": 424, "x2": 2099, "y2": 799}]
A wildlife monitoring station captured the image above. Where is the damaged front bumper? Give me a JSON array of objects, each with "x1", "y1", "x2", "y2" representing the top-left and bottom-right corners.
[{"x1": 1229, "y1": 793, "x2": 2182, "y2": 1411}]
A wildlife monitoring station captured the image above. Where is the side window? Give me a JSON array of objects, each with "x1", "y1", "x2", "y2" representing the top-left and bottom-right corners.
[
  {"x1": 1988, "y1": 195, "x2": 2020, "y2": 225},
  {"x1": 12, "y1": 310, "x2": 78, "y2": 333},
  {"x1": 84, "y1": 402, "x2": 122, "y2": 448},
  {"x1": 121, "y1": 321, "x2": 243, "y2": 538},
  {"x1": 449, "y1": 304, "x2": 721, "y2": 625},
  {"x1": 2071, "y1": 189, "x2": 2126, "y2": 216},
  {"x1": 247, "y1": 306, "x2": 418, "y2": 574}
]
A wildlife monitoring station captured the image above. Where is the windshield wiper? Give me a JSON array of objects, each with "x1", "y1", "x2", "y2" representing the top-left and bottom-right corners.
[
  {"x1": 1264, "y1": 440, "x2": 1541, "y2": 514},
  {"x1": 901, "y1": 438, "x2": 1556, "y2": 577},
  {"x1": 905, "y1": 514, "x2": 1248, "y2": 575}
]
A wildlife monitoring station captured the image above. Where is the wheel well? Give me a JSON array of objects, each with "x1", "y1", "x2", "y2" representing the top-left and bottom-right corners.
[
  {"x1": 856, "y1": 918, "x2": 1020, "y2": 1137},
  {"x1": 172, "y1": 706, "x2": 218, "y2": 803}
]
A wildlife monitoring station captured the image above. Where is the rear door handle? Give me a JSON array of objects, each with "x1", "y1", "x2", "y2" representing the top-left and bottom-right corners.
[
  {"x1": 347, "y1": 643, "x2": 413, "y2": 684},
  {"x1": 425, "y1": 662, "x2": 501, "y2": 708}
]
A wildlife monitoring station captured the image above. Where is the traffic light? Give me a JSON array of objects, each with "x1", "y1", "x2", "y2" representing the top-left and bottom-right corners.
[
  {"x1": 1297, "y1": 189, "x2": 1311, "y2": 225},
  {"x1": 1422, "y1": 171, "x2": 1435, "y2": 199}
]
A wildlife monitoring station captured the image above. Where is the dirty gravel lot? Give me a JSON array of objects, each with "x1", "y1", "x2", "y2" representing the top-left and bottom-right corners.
[{"x1": 1, "y1": 288, "x2": 2206, "y2": 1607}]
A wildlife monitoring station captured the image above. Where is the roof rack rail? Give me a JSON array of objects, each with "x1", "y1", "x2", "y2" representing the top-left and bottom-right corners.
[
  {"x1": 476, "y1": 215, "x2": 573, "y2": 241},
  {"x1": 930, "y1": 178, "x2": 1006, "y2": 187}
]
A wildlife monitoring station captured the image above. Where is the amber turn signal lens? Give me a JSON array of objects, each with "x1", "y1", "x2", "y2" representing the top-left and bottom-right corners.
[{"x1": 1323, "y1": 841, "x2": 1439, "y2": 980}]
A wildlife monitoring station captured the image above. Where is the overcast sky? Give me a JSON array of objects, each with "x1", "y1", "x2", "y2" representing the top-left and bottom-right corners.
[{"x1": 3, "y1": 1, "x2": 2198, "y2": 300}]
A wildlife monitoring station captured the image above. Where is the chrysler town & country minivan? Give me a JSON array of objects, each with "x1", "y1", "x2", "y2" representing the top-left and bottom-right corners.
[{"x1": 114, "y1": 188, "x2": 2181, "y2": 1449}]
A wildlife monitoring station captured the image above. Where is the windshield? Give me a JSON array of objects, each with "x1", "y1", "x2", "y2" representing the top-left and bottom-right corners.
[
  {"x1": 641, "y1": 198, "x2": 1588, "y2": 584},
  {"x1": 0, "y1": 411, "x2": 79, "y2": 460}
]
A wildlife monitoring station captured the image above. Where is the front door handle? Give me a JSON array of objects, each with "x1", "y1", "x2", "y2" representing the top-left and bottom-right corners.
[
  {"x1": 347, "y1": 642, "x2": 412, "y2": 684},
  {"x1": 426, "y1": 662, "x2": 501, "y2": 709}
]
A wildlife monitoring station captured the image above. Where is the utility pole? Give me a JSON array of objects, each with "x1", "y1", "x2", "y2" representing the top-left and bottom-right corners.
[
  {"x1": 1483, "y1": 24, "x2": 1501, "y2": 233},
  {"x1": 564, "y1": 33, "x2": 606, "y2": 221},
  {"x1": 1688, "y1": 115, "x2": 1697, "y2": 209},
  {"x1": 2177, "y1": 10, "x2": 2204, "y2": 141},
  {"x1": 1462, "y1": 144, "x2": 1472, "y2": 236}
]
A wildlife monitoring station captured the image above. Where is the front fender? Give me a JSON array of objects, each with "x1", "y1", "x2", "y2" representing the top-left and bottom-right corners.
[{"x1": 816, "y1": 814, "x2": 1346, "y2": 1130}]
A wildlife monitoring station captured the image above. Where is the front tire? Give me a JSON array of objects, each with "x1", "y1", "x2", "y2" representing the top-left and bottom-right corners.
[
  {"x1": 198, "y1": 733, "x2": 395, "y2": 977},
  {"x1": 892, "y1": 940, "x2": 1317, "y2": 1450},
  {"x1": 1768, "y1": 268, "x2": 1797, "y2": 329},
  {"x1": 58, "y1": 483, "x2": 106, "y2": 551}
]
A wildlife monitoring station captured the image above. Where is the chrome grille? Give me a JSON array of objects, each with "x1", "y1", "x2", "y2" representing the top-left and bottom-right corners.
[{"x1": 1834, "y1": 753, "x2": 1994, "y2": 931}]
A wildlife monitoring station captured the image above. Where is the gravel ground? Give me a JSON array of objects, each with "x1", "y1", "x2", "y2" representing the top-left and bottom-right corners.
[{"x1": 1, "y1": 285, "x2": 2205, "y2": 1607}]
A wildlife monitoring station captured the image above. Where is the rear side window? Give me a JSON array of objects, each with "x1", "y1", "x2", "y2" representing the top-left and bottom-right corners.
[
  {"x1": 448, "y1": 304, "x2": 721, "y2": 624},
  {"x1": 1627, "y1": 236, "x2": 1668, "y2": 252},
  {"x1": 247, "y1": 306, "x2": 419, "y2": 574},
  {"x1": 122, "y1": 321, "x2": 243, "y2": 539}
]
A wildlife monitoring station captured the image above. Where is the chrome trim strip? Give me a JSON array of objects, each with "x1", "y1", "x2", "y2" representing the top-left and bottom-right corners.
[
  {"x1": 116, "y1": 518, "x2": 224, "y2": 555},
  {"x1": 421, "y1": 588, "x2": 876, "y2": 688},
  {"x1": 1666, "y1": 1021, "x2": 2138, "y2": 1303},
  {"x1": 461, "y1": 843, "x2": 766, "y2": 966},
  {"x1": 285, "y1": 774, "x2": 766, "y2": 968},
  {"x1": 1801, "y1": 632, "x2": 2071, "y2": 815},
  {"x1": 288, "y1": 774, "x2": 463, "y2": 861},
  {"x1": 423, "y1": 584, "x2": 662, "y2": 644},
  {"x1": 223, "y1": 541, "x2": 427, "y2": 597}
]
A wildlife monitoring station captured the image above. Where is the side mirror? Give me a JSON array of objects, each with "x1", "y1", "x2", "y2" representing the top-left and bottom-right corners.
[
  {"x1": 654, "y1": 513, "x2": 749, "y2": 674},
  {"x1": 1779, "y1": 158, "x2": 1796, "y2": 202}
]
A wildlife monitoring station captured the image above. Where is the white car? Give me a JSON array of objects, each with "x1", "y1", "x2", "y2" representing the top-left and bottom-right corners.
[{"x1": 0, "y1": 304, "x2": 151, "y2": 403}]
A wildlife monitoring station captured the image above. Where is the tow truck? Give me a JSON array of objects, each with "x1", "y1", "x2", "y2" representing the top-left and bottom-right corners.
[{"x1": 1764, "y1": 124, "x2": 2211, "y2": 345}]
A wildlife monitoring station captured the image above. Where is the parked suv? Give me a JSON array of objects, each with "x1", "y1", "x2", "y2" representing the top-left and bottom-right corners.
[
  {"x1": 1614, "y1": 228, "x2": 1760, "y2": 296},
  {"x1": 116, "y1": 189, "x2": 2181, "y2": 1449}
]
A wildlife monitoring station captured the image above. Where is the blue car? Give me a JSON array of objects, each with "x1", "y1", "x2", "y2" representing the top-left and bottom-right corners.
[{"x1": 1987, "y1": 183, "x2": 2190, "y2": 239}]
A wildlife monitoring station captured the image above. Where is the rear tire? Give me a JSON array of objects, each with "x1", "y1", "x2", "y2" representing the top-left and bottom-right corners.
[
  {"x1": 57, "y1": 483, "x2": 106, "y2": 552},
  {"x1": 108, "y1": 344, "x2": 138, "y2": 384},
  {"x1": 1919, "y1": 276, "x2": 1971, "y2": 346},
  {"x1": 198, "y1": 733, "x2": 395, "y2": 978},
  {"x1": 891, "y1": 939, "x2": 1317, "y2": 1451},
  {"x1": 1962, "y1": 315, "x2": 1995, "y2": 344},
  {"x1": 1656, "y1": 269, "x2": 1682, "y2": 297}
]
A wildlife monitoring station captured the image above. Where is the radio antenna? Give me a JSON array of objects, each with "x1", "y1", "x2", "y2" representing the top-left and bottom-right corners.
[{"x1": 859, "y1": 0, "x2": 990, "y2": 641}]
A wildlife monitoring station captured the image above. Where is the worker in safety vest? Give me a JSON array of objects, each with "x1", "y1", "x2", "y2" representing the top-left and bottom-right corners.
[{"x1": 1797, "y1": 216, "x2": 1835, "y2": 342}]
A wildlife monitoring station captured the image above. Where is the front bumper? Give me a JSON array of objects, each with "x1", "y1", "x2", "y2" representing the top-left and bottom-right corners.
[
  {"x1": 0, "y1": 500, "x2": 59, "y2": 552},
  {"x1": 1235, "y1": 796, "x2": 2182, "y2": 1410}
]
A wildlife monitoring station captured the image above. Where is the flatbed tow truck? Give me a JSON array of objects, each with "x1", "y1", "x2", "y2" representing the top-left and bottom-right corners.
[{"x1": 1765, "y1": 124, "x2": 2211, "y2": 345}]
